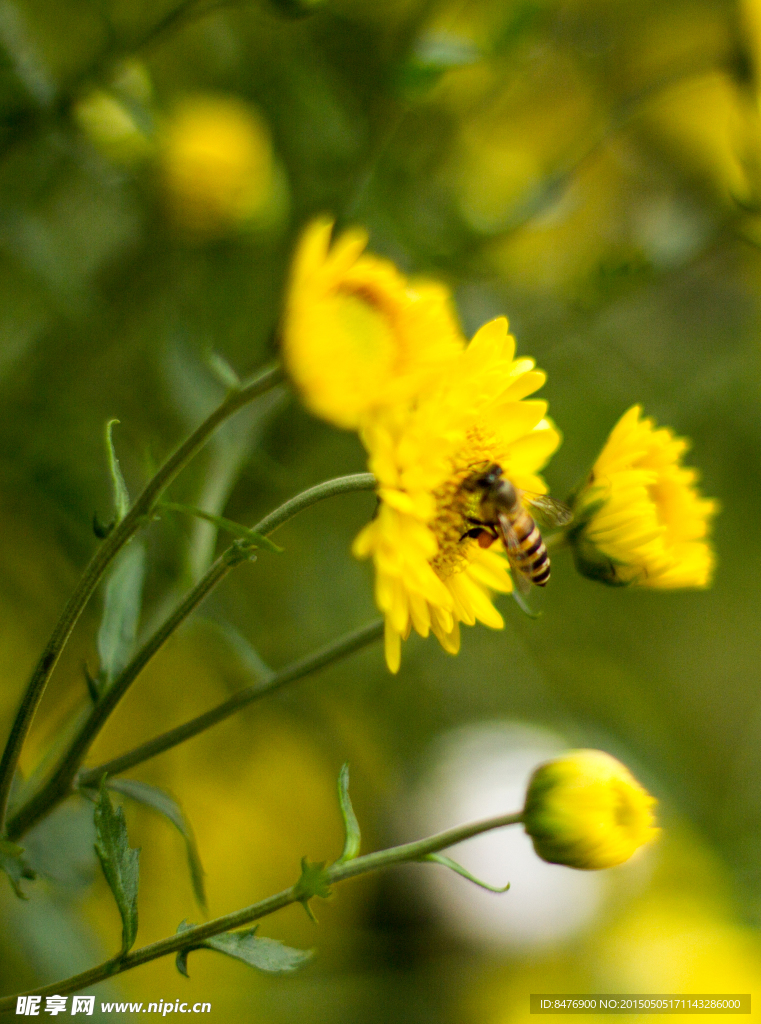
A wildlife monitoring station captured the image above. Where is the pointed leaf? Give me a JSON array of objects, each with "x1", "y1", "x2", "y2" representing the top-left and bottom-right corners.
[
  {"x1": 205, "y1": 351, "x2": 241, "y2": 391},
  {"x1": 396, "y1": 33, "x2": 481, "y2": 95},
  {"x1": 176, "y1": 921, "x2": 312, "y2": 977},
  {"x1": 0, "y1": 839, "x2": 35, "y2": 899},
  {"x1": 105, "y1": 778, "x2": 206, "y2": 910},
  {"x1": 93, "y1": 780, "x2": 140, "y2": 954},
  {"x1": 422, "y1": 853, "x2": 510, "y2": 893},
  {"x1": 97, "y1": 541, "x2": 146, "y2": 686},
  {"x1": 511, "y1": 586, "x2": 542, "y2": 619},
  {"x1": 336, "y1": 764, "x2": 360, "y2": 864},
  {"x1": 160, "y1": 502, "x2": 283, "y2": 553},
  {"x1": 105, "y1": 419, "x2": 130, "y2": 522},
  {"x1": 196, "y1": 616, "x2": 274, "y2": 682}
]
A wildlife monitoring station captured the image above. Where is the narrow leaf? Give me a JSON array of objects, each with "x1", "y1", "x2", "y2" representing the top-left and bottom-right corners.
[
  {"x1": 97, "y1": 541, "x2": 146, "y2": 686},
  {"x1": 396, "y1": 32, "x2": 481, "y2": 95},
  {"x1": 510, "y1": 585, "x2": 542, "y2": 619},
  {"x1": 160, "y1": 502, "x2": 283, "y2": 554},
  {"x1": 205, "y1": 351, "x2": 241, "y2": 391},
  {"x1": 421, "y1": 853, "x2": 510, "y2": 893},
  {"x1": 196, "y1": 616, "x2": 274, "y2": 682},
  {"x1": 106, "y1": 778, "x2": 206, "y2": 911},
  {"x1": 93, "y1": 780, "x2": 140, "y2": 955},
  {"x1": 105, "y1": 419, "x2": 130, "y2": 522},
  {"x1": 0, "y1": 839, "x2": 35, "y2": 899},
  {"x1": 176, "y1": 921, "x2": 312, "y2": 978},
  {"x1": 336, "y1": 764, "x2": 360, "y2": 864}
]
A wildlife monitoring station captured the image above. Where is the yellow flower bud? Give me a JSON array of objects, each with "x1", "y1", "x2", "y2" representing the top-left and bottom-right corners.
[
  {"x1": 158, "y1": 95, "x2": 280, "y2": 237},
  {"x1": 569, "y1": 405, "x2": 718, "y2": 588},
  {"x1": 522, "y1": 750, "x2": 658, "y2": 870}
]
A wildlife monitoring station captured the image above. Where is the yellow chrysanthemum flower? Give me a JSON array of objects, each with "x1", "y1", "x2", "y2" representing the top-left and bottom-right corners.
[
  {"x1": 570, "y1": 405, "x2": 718, "y2": 588},
  {"x1": 352, "y1": 316, "x2": 561, "y2": 672},
  {"x1": 282, "y1": 219, "x2": 464, "y2": 429},
  {"x1": 159, "y1": 96, "x2": 277, "y2": 236},
  {"x1": 522, "y1": 749, "x2": 659, "y2": 870}
]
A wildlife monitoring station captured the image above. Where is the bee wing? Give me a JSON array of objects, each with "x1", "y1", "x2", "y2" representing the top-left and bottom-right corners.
[
  {"x1": 496, "y1": 512, "x2": 533, "y2": 596},
  {"x1": 522, "y1": 492, "x2": 573, "y2": 528}
]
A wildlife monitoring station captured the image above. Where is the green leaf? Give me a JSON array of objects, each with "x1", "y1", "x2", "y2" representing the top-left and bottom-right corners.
[
  {"x1": 160, "y1": 502, "x2": 284, "y2": 554},
  {"x1": 196, "y1": 616, "x2": 274, "y2": 683},
  {"x1": 93, "y1": 780, "x2": 140, "y2": 955},
  {"x1": 510, "y1": 585, "x2": 542, "y2": 619},
  {"x1": 175, "y1": 921, "x2": 312, "y2": 978},
  {"x1": 421, "y1": 853, "x2": 510, "y2": 893},
  {"x1": 205, "y1": 351, "x2": 241, "y2": 391},
  {"x1": 396, "y1": 33, "x2": 481, "y2": 95},
  {"x1": 105, "y1": 778, "x2": 206, "y2": 911},
  {"x1": 97, "y1": 541, "x2": 146, "y2": 688},
  {"x1": 336, "y1": 764, "x2": 360, "y2": 864},
  {"x1": 105, "y1": 418, "x2": 130, "y2": 522},
  {"x1": 0, "y1": 838, "x2": 35, "y2": 899}
]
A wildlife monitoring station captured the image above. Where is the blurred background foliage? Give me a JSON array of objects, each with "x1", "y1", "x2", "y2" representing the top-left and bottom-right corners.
[{"x1": 0, "y1": 0, "x2": 760, "y2": 1019}]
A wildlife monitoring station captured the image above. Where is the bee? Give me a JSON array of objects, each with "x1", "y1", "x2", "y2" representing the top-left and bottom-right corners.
[{"x1": 460, "y1": 463, "x2": 572, "y2": 592}]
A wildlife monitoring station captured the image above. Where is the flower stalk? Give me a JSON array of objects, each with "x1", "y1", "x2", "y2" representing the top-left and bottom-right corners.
[
  {"x1": 0, "y1": 363, "x2": 284, "y2": 835},
  {"x1": 0, "y1": 809, "x2": 522, "y2": 1009},
  {"x1": 5, "y1": 473, "x2": 378, "y2": 841}
]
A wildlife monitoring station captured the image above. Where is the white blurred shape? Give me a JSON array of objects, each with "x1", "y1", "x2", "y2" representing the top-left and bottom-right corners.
[{"x1": 404, "y1": 722, "x2": 608, "y2": 949}]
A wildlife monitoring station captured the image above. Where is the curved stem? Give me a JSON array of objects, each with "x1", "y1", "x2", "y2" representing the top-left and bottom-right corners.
[
  {"x1": 5, "y1": 473, "x2": 377, "y2": 840},
  {"x1": 0, "y1": 810, "x2": 522, "y2": 1008},
  {"x1": 0, "y1": 363, "x2": 283, "y2": 835},
  {"x1": 76, "y1": 619, "x2": 384, "y2": 789}
]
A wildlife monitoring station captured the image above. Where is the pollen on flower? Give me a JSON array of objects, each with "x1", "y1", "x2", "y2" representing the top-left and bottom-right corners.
[{"x1": 352, "y1": 316, "x2": 561, "y2": 672}]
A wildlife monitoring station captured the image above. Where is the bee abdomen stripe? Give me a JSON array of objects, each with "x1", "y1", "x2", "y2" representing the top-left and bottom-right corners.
[
  {"x1": 533, "y1": 564, "x2": 551, "y2": 585},
  {"x1": 519, "y1": 532, "x2": 543, "y2": 559},
  {"x1": 512, "y1": 516, "x2": 534, "y2": 542}
]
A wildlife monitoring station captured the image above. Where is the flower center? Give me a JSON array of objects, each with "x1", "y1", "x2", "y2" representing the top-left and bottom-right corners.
[{"x1": 429, "y1": 428, "x2": 501, "y2": 580}]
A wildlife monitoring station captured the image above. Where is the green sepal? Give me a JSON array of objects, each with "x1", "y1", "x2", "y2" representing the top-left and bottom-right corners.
[
  {"x1": 335, "y1": 764, "x2": 361, "y2": 864},
  {"x1": 420, "y1": 852, "x2": 510, "y2": 893},
  {"x1": 293, "y1": 858, "x2": 332, "y2": 921},
  {"x1": 105, "y1": 419, "x2": 130, "y2": 523},
  {"x1": 104, "y1": 778, "x2": 206, "y2": 911},
  {"x1": 93, "y1": 779, "x2": 140, "y2": 955},
  {"x1": 159, "y1": 502, "x2": 283, "y2": 554},
  {"x1": 0, "y1": 838, "x2": 36, "y2": 899},
  {"x1": 175, "y1": 921, "x2": 312, "y2": 978}
]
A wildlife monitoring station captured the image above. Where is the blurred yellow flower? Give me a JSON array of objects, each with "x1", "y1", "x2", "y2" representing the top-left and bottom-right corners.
[
  {"x1": 523, "y1": 749, "x2": 658, "y2": 870},
  {"x1": 282, "y1": 219, "x2": 464, "y2": 429},
  {"x1": 352, "y1": 316, "x2": 560, "y2": 672},
  {"x1": 570, "y1": 405, "x2": 718, "y2": 588},
  {"x1": 159, "y1": 96, "x2": 278, "y2": 236}
]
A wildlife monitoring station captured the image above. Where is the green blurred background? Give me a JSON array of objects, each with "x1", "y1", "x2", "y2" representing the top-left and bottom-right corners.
[{"x1": 1, "y1": 0, "x2": 760, "y2": 1019}]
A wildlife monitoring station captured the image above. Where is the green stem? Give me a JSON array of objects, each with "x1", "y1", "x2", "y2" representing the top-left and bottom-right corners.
[
  {"x1": 0, "y1": 810, "x2": 522, "y2": 1009},
  {"x1": 0, "y1": 364, "x2": 283, "y2": 835},
  {"x1": 5, "y1": 473, "x2": 377, "y2": 840},
  {"x1": 76, "y1": 619, "x2": 384, "y2": 789}
]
